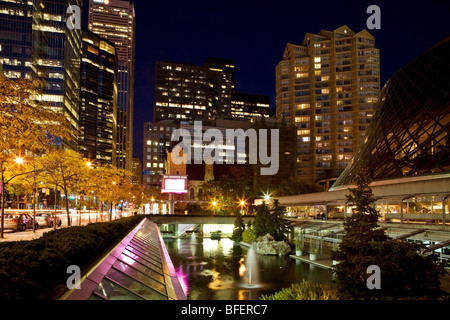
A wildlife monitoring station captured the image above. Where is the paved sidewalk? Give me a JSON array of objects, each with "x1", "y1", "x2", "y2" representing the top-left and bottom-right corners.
[{"x1": 0, "y1": 228, "x2": 54, "y2": 242}]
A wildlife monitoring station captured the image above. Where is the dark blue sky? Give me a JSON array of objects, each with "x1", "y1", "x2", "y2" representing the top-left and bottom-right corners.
[{"x1": 129, "y1": 0, "x2": 449, "y2": 162}]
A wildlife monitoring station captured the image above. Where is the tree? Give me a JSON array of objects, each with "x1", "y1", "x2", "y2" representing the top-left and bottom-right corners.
[
  {"x1": 11, "y1": 155, "x2": 46, "y2": 232},
  {"x1": 197, "y1": 167, "x2": 254, "y2": 214},
  {"x1": 40, "y1": 149, "x2": 89, "y2": 227},
  {"x1": 331, "y1": 170, "x2": 448, "y2": 299},
  {"x1": 0, "y1": 75, "x2": 73, "y2": 237},
  {"x1": 273, "y1": 176, "x2": 323, "y2": 197},
  {"x1": 231, "y1": 210, "x2": 245, "y2": 242},
  {"x1": 253, "y1": 201, "x2": 289, "y2": 241},
  {"x1": 89, "y1": 165, "x2": 132, "y2": 220}
]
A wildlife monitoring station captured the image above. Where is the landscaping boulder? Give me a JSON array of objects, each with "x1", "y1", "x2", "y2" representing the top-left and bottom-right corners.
[{"x1": 252, "y1": 233, "x2": 291, "y2": 256}]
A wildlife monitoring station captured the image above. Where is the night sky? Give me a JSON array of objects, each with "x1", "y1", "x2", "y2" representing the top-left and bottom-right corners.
[{"x1": 128, "y1": 0, "x2": 449, "y2": 163}]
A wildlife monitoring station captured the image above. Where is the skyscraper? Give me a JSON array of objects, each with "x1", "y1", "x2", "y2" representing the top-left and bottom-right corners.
[
  {"x1": 154, "y1": 61, "x2": 210, "y2": 123},
  {"x1": 88, "y1": 0, "x2": 135, "y2": 171},
  {"x1": 276, "y1": 25, "x2": 380, "y2": 185},
  {"x1": 79, "y1": 30, "x2": 117, "y2": 166},
  {"x1": 0, "y1": 0, "x2": 33, "y2": 79},
  {"x1": 205, "y1": 57, "x2": 235, "y2": 118},
  {"x1": 31, "y1": 0, "x2": 82, "y2": 150}
]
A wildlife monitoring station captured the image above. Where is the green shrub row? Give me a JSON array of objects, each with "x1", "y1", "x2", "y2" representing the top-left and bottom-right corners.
[
  {"x1": 260, "y1": 279, "x2": 339, "y2": 300},
  {"x1": 0, "y1": 215, "x2": 144, "y2": 300}
]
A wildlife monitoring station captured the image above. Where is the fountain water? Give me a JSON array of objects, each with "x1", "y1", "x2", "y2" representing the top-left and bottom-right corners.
[{"x1": 238, "y1": 247, "x2": 265, "y2": 289}]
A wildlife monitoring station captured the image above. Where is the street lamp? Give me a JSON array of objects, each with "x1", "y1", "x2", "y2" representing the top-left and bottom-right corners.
[
  {"x1": 14, "y1": 156, "x2": 25, "y2": 166},
  {"x1": 239, "y1": 200, "x2": 246, "y2": 215},
  {"x1": 212, "y1": 201, "x2": 218, "y2": 215}
]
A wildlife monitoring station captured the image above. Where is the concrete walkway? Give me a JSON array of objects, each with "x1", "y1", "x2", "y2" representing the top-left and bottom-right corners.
[{"x1": 0, "y1": 228, "x2": 54, "y2": 242}]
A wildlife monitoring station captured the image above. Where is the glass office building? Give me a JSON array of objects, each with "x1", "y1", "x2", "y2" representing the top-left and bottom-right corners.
[
  {"x1": 88, "y1": 0, "x2": 136, "y2": 171},
  {"x1": 0, "y1": 0, "x2": 33, "y2": 79},
  {"x1": 79, "y1": 30, "x2": 117, "y2": 166}
]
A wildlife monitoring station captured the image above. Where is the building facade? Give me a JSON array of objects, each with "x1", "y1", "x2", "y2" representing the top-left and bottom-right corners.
[
  {"x1": 0, "y1": 0, "x2": 33, "y2": 79},
  {"x1": 79, "y1": 30, "x2": 117, "y2": 166},
  {"x1": 131, "y1": 157, "x2": 142, "y2": 186},
  {"x1": 154, "y1": 62, "x2": 210, "y2": 122},
  {"x1": 88, "y1": 0, "x2": 136, "y2": 171},
  {"x1": 276, "y1": 25, "x2": 380, "y2": 185},
  {"x1": 231, "y1": 91, "x2": 270, "y2": 120},
  {"x1": 143, "y1": 120, "x2": 179, "y2": 189}
]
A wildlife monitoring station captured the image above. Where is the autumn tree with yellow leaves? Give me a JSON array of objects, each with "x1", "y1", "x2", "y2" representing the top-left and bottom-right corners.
[{"x1": 0, "y1": 75, "x2": 74, "y2": 237}]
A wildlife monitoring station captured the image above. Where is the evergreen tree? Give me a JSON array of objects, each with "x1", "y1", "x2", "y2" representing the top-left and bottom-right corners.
[
  {"x1": 253, "y1": 201, "x2": 289, "y2": 241},
  {"x1": 332, "y1": 170, "x2": 448, "y2": 299},
  {"x1": 231, "y1": 211, "x2": 245, "y2": 242}
]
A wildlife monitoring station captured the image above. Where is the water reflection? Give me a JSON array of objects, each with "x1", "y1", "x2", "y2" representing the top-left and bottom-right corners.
[{"x1": 164, "y1": 238, "x2": 334, "y2": 300}]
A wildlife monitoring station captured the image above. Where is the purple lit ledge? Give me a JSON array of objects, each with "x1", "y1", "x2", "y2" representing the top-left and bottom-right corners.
[{"x1": 61, "y1": 218, "x2": 187, "y2": 300}]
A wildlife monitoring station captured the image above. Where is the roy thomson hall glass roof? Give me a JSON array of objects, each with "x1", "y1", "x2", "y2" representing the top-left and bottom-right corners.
[
  {"x1": 332, "y1": 37, "x2": 450, "y2": 188},
  {"x1": 62, "y1": 218, "x2": 186, "y2": 300}
]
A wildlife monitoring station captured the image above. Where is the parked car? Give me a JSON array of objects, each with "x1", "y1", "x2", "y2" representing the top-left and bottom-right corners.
[
  {"x1": 47, "y1": 214, "x2": 62, "y2": 227},
  {"x1": 35, "y1": 213, "x2": 62, "y2": 228},
  {"x1": 1, "y1": 214, "x2": 39, "y2": 232}
]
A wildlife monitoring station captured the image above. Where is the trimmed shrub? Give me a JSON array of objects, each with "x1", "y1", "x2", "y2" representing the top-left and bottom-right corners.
[
  {"x1": 242, "y1": 227, "x2": 256, "y2": 244},
  {"x1": 260, "y1": 279, "x2": 339, "y2": 300},
  {"x1": 0, "y1": 215, "x2": 144, "y2": 300}
]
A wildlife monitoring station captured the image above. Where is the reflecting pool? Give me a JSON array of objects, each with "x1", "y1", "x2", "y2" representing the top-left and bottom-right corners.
[{"x1": 164, "y1": 237, "x2": 334, "y2": 300}]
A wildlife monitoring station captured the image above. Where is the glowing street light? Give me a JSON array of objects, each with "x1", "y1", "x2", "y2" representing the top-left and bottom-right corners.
[
  {"x1": 14, "y1": 156, "x2": 25, "y2": 165},
  {"x1": 212, "y1": 201, "x2": 218, "y2": 215}
]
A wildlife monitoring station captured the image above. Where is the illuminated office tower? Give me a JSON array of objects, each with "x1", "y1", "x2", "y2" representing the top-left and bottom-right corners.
[
  {"x1": 205, "y1": 57, "x2": 235, "y2": 118},
  {"x1": 154, "y1": 61, "x2": 210, "y2": 123},
  {"x1": 231, "y1": 92, "x2": 270, "y2": 120},
  {"x1": 31, "y1": 0, "x2": 82, "y2": 150},
  {"x1": 88, "y1": 0, "x2": 136, "y2": 171},
  {"x1": 276, "y1": 25, "x2": 380, "y2": 186},
  {"x1": 79, "y1": 30, "x2": 117, "y2": 166},
  {"x1": 0, "y1": 0, "x2": 33, "y2": 79}
]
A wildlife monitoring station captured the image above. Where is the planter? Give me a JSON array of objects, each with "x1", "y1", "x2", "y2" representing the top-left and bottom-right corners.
[
  {"x1": 309, "y1": 253, "x2": 318, "y2": 261},
  {"x1": 211, "y1": 233, "x2": 221, "y2": 240},
  {"x1": 295, "y1": 250, "x2": 304, "y2": 256}
]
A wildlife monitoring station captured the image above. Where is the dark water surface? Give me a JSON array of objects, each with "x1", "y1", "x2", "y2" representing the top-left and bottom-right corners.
[{"x1": 164, "y1": 237, "x2": 334, "y2": 300}]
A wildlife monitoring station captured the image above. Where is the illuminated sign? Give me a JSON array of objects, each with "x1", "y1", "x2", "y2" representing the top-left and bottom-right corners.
[{"x1": 161, "y1": 175, "x2": 188, "y2": 194}]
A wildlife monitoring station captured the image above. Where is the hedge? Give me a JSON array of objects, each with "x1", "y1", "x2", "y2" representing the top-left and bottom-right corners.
[
  {"x1": 260, "y1": 279, "x2": 339, "y2": 300},
  {"x1": 0, "y1": 215, "x2": 144, "y2": 300}
]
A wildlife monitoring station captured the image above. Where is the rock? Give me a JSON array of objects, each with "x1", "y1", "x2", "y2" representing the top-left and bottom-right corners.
[{"x1": 252, "y1": 233, "x2": 291, "y2": 256}]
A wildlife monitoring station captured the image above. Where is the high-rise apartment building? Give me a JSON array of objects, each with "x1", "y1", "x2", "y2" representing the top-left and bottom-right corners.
[
  {"x1": 276, "y1": 25, "x2": 380, "y2": 185},
  {"x1": 79, "y1": 30, "x2": 117, "y2": 166},
  {"x1": 88, "y1": 0, "x2": 136, "y2": 171},
  {"x1": 0, "y1": 0, "x2": 33, "y2": 79}
]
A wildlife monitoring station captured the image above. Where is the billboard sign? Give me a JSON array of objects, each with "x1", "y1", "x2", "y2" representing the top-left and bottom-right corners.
[{"x1": 161, "y1": 175, "x2": 188, "y2": 194}]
